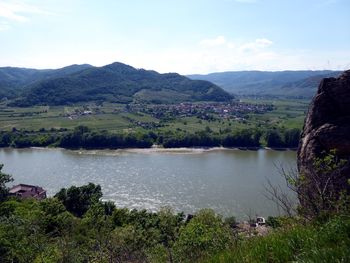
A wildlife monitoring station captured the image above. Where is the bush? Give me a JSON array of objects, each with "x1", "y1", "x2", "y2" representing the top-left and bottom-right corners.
[
  {"x1": 207, "y1": 216, "x2": 350, "y2": 263},
  {"x1": 54, "y1": 183, "x2": 102, "y2": 217},
  {"x1": 174, "y1": 209, "x2": 232, "y2": 262}
]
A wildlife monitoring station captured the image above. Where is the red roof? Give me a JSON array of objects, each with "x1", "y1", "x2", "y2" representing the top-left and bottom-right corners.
[{"x1": 9, "y1": 184, "x2": 46, "y2": 200}]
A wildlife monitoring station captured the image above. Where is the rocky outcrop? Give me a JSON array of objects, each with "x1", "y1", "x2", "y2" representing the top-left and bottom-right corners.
[{"x1": 297, "y1": 70, "x2": 350, "y2": 213}]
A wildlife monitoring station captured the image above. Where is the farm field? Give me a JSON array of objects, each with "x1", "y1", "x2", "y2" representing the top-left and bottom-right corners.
[{"x1": 0, "y1": 98, "x2": 310, "y2": 134}]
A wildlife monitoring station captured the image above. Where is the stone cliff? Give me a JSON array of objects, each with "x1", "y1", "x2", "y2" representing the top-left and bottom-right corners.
[{"x1": 297, "y1": 70, "x2": 350, "y2": 213}]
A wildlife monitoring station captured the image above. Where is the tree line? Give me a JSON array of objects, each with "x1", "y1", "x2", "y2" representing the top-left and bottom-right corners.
[{"x1": 0, "y1": 125, "x2": 301, "y2": 149}]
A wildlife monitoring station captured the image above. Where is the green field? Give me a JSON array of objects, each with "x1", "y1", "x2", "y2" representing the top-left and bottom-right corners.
[
  {"x1": 241, "y1": 98, "x2": 310, "y2": 130},
  {"x1": 0, "y1": 98, "x2": 310, "y2": 133}
]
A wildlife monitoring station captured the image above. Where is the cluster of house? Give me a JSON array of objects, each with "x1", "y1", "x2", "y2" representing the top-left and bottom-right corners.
[
  {"x1": 9, "y1": 184, "x2": 47, "y2": 200},
  {"x1": 125, "y1": 102, "x2": 273, "y2": 120},
  {"x1": 66, "y1": 110, "x2": 93, "y2": 120},
  {"x1": 63, "y1": 106, "x2": 99, "y2": 120}
]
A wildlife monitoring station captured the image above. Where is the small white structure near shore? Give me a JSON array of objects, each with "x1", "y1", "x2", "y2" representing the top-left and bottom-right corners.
[{"x1": 256, "y1": 216, "x2": 266, "y2": 225}]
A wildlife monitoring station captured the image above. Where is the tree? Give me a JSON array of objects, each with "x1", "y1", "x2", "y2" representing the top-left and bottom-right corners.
[
  {"x1": 284, "y1": 128, "x2": 301, "y2": 148},
  {"x1": 0, "y1": 132, "x2": 12, "y2": 147},
  {"x1": 0, "y1": 164, "x2": 13, "y2": 202},
  {"x1": 265, "y1": 130, "x2": 284, "y2": 148},
  {"x1": 83, "y1": 202, "x2": 114, "y2": 262},
  {"x1": 224, "y1": 216, "x2": 237, "y2": 228},
  {"x1": 39, "y1": 198, "x2": 72, "y2": 235},
  {"x1": 265, "y1": 150, "x2": 349, "y2": 219},
  {"x1": 157, "y1": 207, "x2": 184, "y2": 263},
  {"x1": 54, "y1": 183, "x2": 102, "y2": 217},
  {"x1": 298, "y1": 150, "x2": 349, "y2": 218},
  {"x1": 174, "y1": 209, "x2": 232, "y2": 262}
]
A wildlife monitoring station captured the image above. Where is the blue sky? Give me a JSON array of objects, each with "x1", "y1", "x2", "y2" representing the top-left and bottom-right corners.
[{"x1": 0, "y1": 0, "x2": 349, "y2": 74}]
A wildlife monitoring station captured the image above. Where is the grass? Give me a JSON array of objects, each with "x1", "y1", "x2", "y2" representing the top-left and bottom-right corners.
[
  {"x1": 158, "y1": 117, "x2": 247, "y2": 134},
  {"x1": 245, "y1": 98, "x2": 309, "y2": 130},
  {"x1": 0, "y1": 98, "x2": 309, "y2": 133},
  {"x1": 206, "y1": 216, "x2": 350, "y2": 263}
]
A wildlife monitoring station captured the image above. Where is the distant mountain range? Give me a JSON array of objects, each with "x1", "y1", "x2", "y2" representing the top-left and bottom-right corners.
[
  {"x1": 1, "y1": 64, "x2": 343, "y2": 106},
  {"x1": 188, "y1": 70, "x2": 342, "y2": 98},
  {"x1": 0, "y1": 62, "x2": 233, "y2": 106}
]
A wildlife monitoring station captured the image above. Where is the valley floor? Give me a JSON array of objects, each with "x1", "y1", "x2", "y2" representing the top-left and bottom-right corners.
[{"x1": 0, "y1": 98, "x2": 308, "y2": 133}]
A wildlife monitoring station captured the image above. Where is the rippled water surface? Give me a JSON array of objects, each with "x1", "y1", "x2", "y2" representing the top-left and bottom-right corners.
[{"x1": 0, "y1": 148, "x2": 296, "y2": 218}]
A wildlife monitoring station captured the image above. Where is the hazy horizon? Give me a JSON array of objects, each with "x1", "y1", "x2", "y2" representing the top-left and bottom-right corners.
[
  {"x1": 0, "y1": 61, "x2": 344, "y2": 75},
  {"x1": 0, "y1": 0, "x2": 349, "y2": 74}
]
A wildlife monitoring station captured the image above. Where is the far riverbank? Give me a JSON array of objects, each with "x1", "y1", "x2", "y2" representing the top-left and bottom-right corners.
[{"x1": 5, "y1": 145, "x2": 298, "y2": 153}]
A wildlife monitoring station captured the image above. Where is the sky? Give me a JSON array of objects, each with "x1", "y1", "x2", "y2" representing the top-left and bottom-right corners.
[{"x1": 0, "y1": 0, "x2": 349, "y2": 74}]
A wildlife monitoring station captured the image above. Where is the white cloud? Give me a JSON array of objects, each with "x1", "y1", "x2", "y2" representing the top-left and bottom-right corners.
[
  {"x1": 0, "y1": 22, "x2": 10, "y2": 31},
  {"x1": 239, "y1": 38, "x2": 273, "y2": 52},
  {"x1": 199, "y1": 36, "x2": 273, "y2": 53},
  {"x1": 255, "y1": 38, "x2": 273, "y2": 47},
  {"x1": 111, "y1": 37, "x2": 280, "y2": 74},
  {"x1": 0, "y1": 2, "x2": 26, "y2": 21},
  {"x1": 0, "y1": 0, "x2": 52, "y2": 23},
  {"x1": 200, "y1": 36, "x2": 227, "y2": 47},
  {"x1": 120, "y1": 36, "x2": 348, "y2": 74},
  {"x1": 1, "y1": 35, "x2": 348, "y2": 74},
  {"x1": 200, "y1": 36, "x2": 238, "y2": 49}
]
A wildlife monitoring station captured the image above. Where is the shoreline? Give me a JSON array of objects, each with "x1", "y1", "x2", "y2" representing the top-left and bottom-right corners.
[{"x1": 0, "y1": 145, "x2": 298, "y2": 154}]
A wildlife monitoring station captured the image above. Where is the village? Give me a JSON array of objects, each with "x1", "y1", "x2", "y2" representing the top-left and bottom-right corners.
[
  {"x1": 124, "y1": 101, "x2": 274, "y2": 120},
  {"x1": 62, "y1": 101, "x2": 274, "y2": 123}
]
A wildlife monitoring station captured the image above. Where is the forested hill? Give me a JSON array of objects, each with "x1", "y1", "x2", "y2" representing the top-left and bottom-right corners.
[
  {"x1": 188, "y1": 70, "x2": 341, "y2": 98},
  {"x1": 0, "y1": 64, "x2": 93, "y2": 100},
  {"x1": 0, "y1": 62, "x2": 233, "y2": 106}
]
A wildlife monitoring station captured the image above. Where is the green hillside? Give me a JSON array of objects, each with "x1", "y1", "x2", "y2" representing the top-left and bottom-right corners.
[
  {"x1": 0, "y1": 63, "x2": 234, "y2": 106},
  {"x1": 188, "y1": 70, "x2": 341, "y2": 98}
]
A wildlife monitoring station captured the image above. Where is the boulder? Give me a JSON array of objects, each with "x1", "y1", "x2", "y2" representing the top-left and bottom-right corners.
[{"x1": 297, "y1": 70, "x2": 350, "y2": 214}]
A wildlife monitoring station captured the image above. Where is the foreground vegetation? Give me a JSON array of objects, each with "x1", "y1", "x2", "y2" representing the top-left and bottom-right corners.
[
  {"x1": 208, "y1": 215, "x2": 350, "y2": 263},
  {"x1": 0, "y1": 177, "x2": 235, "y2": 262},
  {"x1": 1, "y1": 160, "x2": 350, "y2": 263}
]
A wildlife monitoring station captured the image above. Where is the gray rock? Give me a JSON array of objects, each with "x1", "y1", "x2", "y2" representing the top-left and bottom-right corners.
[{"x1": 297, "y1": 70, "x2": 350, "y2": 214}]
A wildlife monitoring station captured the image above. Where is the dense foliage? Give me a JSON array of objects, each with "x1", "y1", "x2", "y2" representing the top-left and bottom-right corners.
[
  {"x1": 295, "y1": 150, "x2": 349, "y2": 219},
  {"x1": 208, "y1": 215, "x2": 350, "y2": 263},
  {"x1": 264, "y1": 128, "x2": 300, "y2": 148},
  {"x1": 0, "y1": 126, "x2": 154, "y2": 149},
  {"x1": 59, "y1": 126, "x2": 154, "y2": 149},
  {"x1": 0, "y1": 126, "x2": 301, "y2": 149},
  {"x1": 55, "y1": 183, "x2": 103, "y2": 217},
  {"x1": 0, "y1": 165, "x2": 13, "y2": 202}
]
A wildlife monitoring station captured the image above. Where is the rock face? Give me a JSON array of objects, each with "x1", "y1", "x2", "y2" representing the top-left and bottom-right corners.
[{"x1": 298, "y1": 70, "x2": 350, "y2": 212}]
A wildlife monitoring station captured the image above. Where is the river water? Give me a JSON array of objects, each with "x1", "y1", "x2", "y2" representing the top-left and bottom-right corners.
[{"x1": 0, "y1": 147, "x2": 296, "y2": 219}]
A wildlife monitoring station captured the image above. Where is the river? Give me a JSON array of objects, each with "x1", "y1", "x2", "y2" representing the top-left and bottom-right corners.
[{"x1": 0, "y1": 147, "x2": 297, "y2": 219}]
